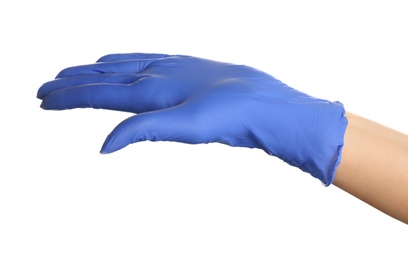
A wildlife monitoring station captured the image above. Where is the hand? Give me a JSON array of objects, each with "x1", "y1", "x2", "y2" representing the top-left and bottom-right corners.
[{"x1": 38, "y1": 53, "x2": 348, "y2": 185}]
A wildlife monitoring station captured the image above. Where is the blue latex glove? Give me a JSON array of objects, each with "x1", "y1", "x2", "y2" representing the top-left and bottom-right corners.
[{"x1": 38, "y1": 53, "x2": 348, "y2": 185}]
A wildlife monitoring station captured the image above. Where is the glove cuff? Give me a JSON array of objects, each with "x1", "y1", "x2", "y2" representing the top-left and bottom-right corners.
[{"x1": 295, "y1": 101, "x2": 348, "y2": 186}]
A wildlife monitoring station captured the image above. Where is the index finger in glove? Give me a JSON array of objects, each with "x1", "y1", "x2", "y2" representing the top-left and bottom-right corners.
[
  {"x1": 37, "y1": 73, "x2": 147, "y2": 99},
  {"x1": 40, "y1": 76, "x2": 187, "y2": 113},
  {"x1": 55, "y1": 59, "x2": 158, "y2": 79}
]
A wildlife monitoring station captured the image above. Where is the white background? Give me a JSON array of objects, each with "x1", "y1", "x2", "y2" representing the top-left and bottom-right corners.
[{"x1": 1, "y1": 0, "x2": 407, "y2": 259}]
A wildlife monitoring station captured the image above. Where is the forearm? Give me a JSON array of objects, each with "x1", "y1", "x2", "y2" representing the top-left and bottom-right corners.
[{"x1": 333, "y1": 112, "x2": 408, "y2": 224}]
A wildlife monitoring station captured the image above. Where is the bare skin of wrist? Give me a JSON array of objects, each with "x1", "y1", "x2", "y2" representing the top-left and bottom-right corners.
[{"x1": 333, "y1": 112, "x2": 408, "y2": 224}]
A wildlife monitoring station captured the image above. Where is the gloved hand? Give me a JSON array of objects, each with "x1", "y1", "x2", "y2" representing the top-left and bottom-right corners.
[{"x1": 37, "y1": 53, "x2": 348, "y2": 185}]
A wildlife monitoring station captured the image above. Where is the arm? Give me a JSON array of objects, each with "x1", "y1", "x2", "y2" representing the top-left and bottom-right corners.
[
  {"x1": 38, "y1": 53, "x2": 407, "y2": 224},
  {"x1": 334, "y1": 112, "x2": 408, "y2": 224}
]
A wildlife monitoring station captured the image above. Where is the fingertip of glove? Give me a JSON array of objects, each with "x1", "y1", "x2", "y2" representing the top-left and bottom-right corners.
[
  {"x1": 100, "y1": 140, "x2": 117, "y2": 154},
  {"x1": 99, "y1": 147, "x2": 112, "y2": 154},
  {"x1": 39, "y1": 99, "x2": 48, "y2": 109},
  {"x1": 100, "y1": 137, "x2": 114, "y2": 154},
  {"x1": 39, "y1": 97, "x2": 54, "y2": 110},
  {"x1": 37, "y1": 91, "x2": 44, "y2": 100},
  {"x1": 96, "y1": 55, "x2": 109, "y2": 63},
  {"x1": 37, "y1": 83, "x2": 48, "y2": 100},
  {"x1": 100, "y1": 133, "x2": 124, "y2": 154}
]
